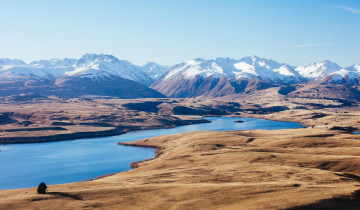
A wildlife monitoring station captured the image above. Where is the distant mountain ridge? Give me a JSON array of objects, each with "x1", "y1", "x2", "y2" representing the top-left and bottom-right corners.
[
  {"x1": 141, "y1": 62, "x2": 170, "y2": 80},
  {"x1": 1, "y1": 54, "x2": 358, "y2": 84},
  {"x1": 151, "y1": 56, "x2": 359, "y2": 98},
  {"x1": 0, "y1": 54, "x2": 158, "y2": 85},
  {"x1": 0, "y1": 54, "x2": 166, "y2": 98},
  {"x1": 0, "y1": 54, "x2": 359, "y2": 99},
  {"x1": 160, "y1": 56, "x2": 305, "y2": 83}
]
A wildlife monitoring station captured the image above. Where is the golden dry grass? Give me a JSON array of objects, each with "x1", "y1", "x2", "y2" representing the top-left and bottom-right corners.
[
  {"x1": 1, "y1": 127, "x2": 360, "y2": 209},
  {"x1": 0, "y1": 98, "x2": 216, "y2": 142},
  {"x1": 1, "y1": 96, "x2": 360, "y2": 209}
]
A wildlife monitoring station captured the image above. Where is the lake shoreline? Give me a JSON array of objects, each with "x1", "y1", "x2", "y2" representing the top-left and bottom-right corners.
[
  {"x1": 0, "y1": 118, "x2": 211, "y2": 145},
  {"x1": 0, "y1": 116, "x2": 304, "y2": 190},
  {"x1": 2, "y1": 127, "x2": 357, "y2": 209},
  {"x1": 0, "y1": 113, "x2": 310, "y2": 145}
]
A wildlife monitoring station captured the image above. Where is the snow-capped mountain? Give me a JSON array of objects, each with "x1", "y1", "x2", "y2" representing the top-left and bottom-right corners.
[
  {"x1": 0, "y1": 58, "x2": 77, "y2": 81},
  {"x1": 161, "y1": 56, "x2": 305, "y2": 84},
  {"x1": 0, "y1": 58, "x2": 26, "y2": 66},
  {"x1": 0, "y1": 66, "x2": 72, "y2": 81},
  {"x1": 29, "y1": 58, "x2": 77, "y2": 67},
  {"x1": 63, "y1": 54, "x2": 153, "y2": 85},
  {"x1": 0, "y1": 54, "x2": 359, "y2": 99},
  {"x1": 141, "y1": 62, "x2": 170, "y2": 80},
  {"x1": 295, "y1": 60, "x2": 342, "y2": 79},
  {"x1": 323, "y1": 64, "x2": 360, "y2": 84},
  {"x1": 0, "y1": 54, "x2": 165, "y2": 98},
  {"x1": 0, "y1": 65, "x2": 73, "y2": 81},
  {"x1": 0, "y1": 54, "x2": 156, "y2": 85},
  {"x1": 151, "y1": 56, "x2": 360, "y2": 98},
  {"x1": 151, "y1": 56, "x2": 305, "y2": 98}
]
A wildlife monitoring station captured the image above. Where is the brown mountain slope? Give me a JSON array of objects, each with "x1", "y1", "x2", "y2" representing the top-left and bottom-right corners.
[
  {"x1": 151, "y1": 76, "x2": 276, "y2": 98},
  {"x1": 287, "y1": 82, "x2": 360, "y2": 100},
  {"x1": 0, "y1": 76, "x2": 165, "y2": 99}
]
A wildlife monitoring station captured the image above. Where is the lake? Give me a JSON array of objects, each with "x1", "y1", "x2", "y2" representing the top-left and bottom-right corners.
[{"x1": 0, "y1": 117, "x2": 303, "y2": 189}]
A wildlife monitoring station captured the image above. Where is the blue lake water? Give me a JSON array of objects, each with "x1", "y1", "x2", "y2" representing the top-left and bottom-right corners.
[{"x1": 0, "y1": 117, "x2": 303, "y2": 190}]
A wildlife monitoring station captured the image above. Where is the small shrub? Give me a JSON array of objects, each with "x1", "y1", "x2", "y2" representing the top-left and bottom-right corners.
[{"x1": 37, "y1": 182, "x2": 47, "y2": 194}]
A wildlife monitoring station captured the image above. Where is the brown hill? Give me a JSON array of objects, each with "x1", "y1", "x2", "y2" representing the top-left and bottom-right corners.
[{"x1": 287, "y1": 81, "x2": 360, "y2": 101}]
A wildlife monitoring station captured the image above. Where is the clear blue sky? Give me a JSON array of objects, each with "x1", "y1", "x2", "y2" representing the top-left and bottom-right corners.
[{"x1": 0, "y1": 0, "x2": 359, "y2": 66}]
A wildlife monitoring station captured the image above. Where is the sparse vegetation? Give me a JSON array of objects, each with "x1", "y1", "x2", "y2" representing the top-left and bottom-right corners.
[{"x1": 37, "y1": 182, "x2": 47, "y2": 194}]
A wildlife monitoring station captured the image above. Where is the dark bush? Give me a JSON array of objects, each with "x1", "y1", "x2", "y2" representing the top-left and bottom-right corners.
[{"x1": 37, "y1": 182, "x2": 47, "y2": 194}]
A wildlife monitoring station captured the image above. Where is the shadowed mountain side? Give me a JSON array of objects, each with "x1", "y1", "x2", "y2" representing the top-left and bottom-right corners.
[
  {"x1": 54, "y1": 76, "x2": 165, "y2": 98},
  {"x1": 0, "y1": 76, "x2": 165, "y2": 99},
  {"x1": 151, "y1": 76, "x2": 276, "y2": 98}
]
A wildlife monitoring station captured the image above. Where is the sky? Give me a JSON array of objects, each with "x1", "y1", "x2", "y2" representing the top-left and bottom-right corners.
[{"x1": 0, "y1": 0, "x2": 359, "y2": 66}]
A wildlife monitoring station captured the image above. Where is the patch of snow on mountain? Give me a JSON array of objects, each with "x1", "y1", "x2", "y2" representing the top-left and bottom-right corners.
[
  {"x1": 233, "y1": 62, "x2": 257, "y2": 76},
  {"x1": 274, "y1": 65, "x2": 295, "y2": 76}
]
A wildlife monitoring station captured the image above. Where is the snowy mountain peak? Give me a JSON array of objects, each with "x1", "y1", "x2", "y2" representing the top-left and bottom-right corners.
[
  {"x1": 344, "y1": 64, "x2": 360, "y2": 72},
  {"x1": 295, "y1": 60, "x2": 342, "y2": 79},
  {"x1": 63, "y1": 54, "x2": 153, "y2": 85},
  {"x1": 320, "y1": 60, "x2": 341, "y2": 68},
  {"x1": 30, "y1": 58, "x2": 60, "y2": 66},
  {"x1": 162, "y1": 56, "x2": 305, "y2": 84},
  {"x1": 75, "y1": 54, "x2": 120, "y2": 66},
  {"x1": 30, "y1": 58, "x2": 77, "y2": 67},
  {"x1": 249, "y1": 55, "x2": 262, "y2": 62},
  {"x1": 323, "y1": 64, "x2": 360, "y2": 84},
  {"x1": 143, "y1": 62, "x2": 158, "y2": 67},
  {"x1": 0, "y1": 58, "x2": 26, "y2": 66},
  {"x1": 0, "y1": 54, "x2": 153, "y2": 85},
  {"x1": 141, "y1": 62, "x2": 170, "y2": 80},
  {"x1": 0, "y1": 55, "x2": 357, "y2": 87}
]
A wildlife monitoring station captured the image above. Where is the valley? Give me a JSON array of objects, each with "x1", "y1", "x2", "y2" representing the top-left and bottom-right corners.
[
  {"x1": 1, "y1": 54, "x2": 360, "y2": 209},
  {"x1": 1, "y1": 90, "x2": 355, "y2": 145},
  {"x1": 1, "y1": 0, "x2": 359, "y2": 209},
  {"x1": 0, "y1": 96, "x2": 245, "y2": 144},
  {"x1": 1, "y1": 102, "x2": 360, "y2": 209}
]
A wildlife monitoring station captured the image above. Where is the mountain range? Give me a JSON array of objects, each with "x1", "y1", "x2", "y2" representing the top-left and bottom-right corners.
[
  {"x1": 0, "y1": 54, "x2": 165, "y2": 98},
  {"x1": 0, "y1": 54, "x2": 359, "y2": 100}
]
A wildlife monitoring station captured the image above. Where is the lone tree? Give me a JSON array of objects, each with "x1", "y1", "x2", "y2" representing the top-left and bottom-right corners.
[{"x1": 37, "y1": 182, "x2": 47, "y2": 194}]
